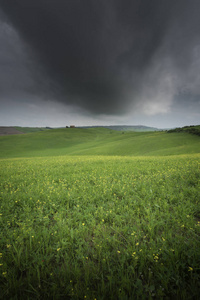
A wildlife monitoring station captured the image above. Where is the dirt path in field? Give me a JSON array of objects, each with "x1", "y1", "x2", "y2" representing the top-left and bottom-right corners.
[{"x1": 0, "y1": 127, "x2": 24, "y2": 136}]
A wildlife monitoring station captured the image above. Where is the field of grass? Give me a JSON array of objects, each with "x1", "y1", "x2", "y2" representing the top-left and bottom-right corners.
[
  {"x1": 0, "y1": 128, "x2": 200, "y2": 158},
  {"x1": 0, "y1": 128, "x2": 200, "y2": 299}
]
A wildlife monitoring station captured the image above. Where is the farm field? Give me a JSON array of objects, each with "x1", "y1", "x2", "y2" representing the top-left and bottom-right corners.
[{"x1": 0, "y1": 128, "x2": 200, "y2": 299}]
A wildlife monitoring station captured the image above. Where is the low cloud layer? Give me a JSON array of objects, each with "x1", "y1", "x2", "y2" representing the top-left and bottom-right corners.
[{"x1": 0, "y1": 0, "x2": 200, "y2": 117}]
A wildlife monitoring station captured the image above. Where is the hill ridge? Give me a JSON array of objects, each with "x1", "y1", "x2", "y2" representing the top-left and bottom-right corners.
[{"x1": 0, "y1": 127, "x2": 200, "y2": 158}]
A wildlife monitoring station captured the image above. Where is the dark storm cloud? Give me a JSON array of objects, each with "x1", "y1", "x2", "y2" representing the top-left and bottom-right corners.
[{"x1": 0, "y1": 0, "x2": 200, "y2": 115}]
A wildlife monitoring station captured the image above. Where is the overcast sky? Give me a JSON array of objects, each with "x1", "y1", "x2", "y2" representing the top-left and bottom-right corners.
[{"x1": 0, "y1": 0, "x2": 200, "y2": 128}]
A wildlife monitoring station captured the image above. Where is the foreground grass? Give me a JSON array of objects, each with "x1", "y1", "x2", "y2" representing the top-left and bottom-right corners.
[{"x1": 0, "y1": 154, "x2": 200, "y2": 299}]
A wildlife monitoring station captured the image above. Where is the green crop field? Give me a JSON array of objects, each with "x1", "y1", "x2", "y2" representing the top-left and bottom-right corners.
[{"x1": 0, "y1": 128, "x2": 200, "y2": 299}]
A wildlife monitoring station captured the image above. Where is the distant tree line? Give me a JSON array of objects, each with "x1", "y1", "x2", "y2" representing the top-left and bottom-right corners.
[{"x1": 167, "y1": 125, "x2": 200, "y2": 136}]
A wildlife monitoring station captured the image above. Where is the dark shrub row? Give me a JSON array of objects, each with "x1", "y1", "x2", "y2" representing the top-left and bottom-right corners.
[{"x1": 168, "y1": 125, "x2": 200, "y2": 136}]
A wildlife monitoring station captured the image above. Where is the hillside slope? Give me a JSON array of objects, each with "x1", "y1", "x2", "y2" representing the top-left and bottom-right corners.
[{"x1": 0, "y1": 127, "x2": 200, "y2": 158}]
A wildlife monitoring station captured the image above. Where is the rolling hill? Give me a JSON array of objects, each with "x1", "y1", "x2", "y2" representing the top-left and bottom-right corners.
[{"x1": 0, "y1": 127, "x2": 199, "y2": 158}]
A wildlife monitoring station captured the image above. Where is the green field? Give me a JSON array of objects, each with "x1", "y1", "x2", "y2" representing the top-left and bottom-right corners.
[
  {"x1": 0, "y1": 128, "x2": 200, "y2": 299},
  {"x1": 1, "y1": 127, "x2": 200, "y2": 158}
]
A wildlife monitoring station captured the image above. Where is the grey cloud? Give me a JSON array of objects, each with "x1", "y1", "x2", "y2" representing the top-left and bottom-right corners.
[{"x1": 0, "y1": 0, "x2": 200, "y2": 115}]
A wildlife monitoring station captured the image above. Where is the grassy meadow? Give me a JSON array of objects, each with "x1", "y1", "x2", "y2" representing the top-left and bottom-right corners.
[
  {"x1": 1, "y1": 128, "x2": 200, "y2": 158},
  {"x1": 0, "y1": 128, "x2": 200, "y2": 299}
]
